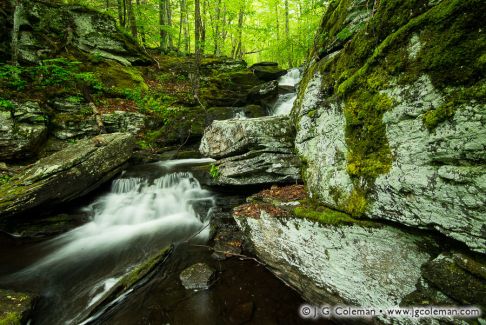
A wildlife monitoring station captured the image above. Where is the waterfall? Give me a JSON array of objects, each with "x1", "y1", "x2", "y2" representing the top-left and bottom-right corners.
[
  {"x1": 24, "y1": 172, "x2": 214, "y2": 271},
  {"x1": 272, "y1": 68, "x2": 302, "y2": 116}
]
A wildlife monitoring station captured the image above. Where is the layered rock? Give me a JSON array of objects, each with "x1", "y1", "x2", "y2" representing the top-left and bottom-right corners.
[
  {"x1": 3, "y1": 0, "x2": 151, "y2": 66},
  {"x1": 250, "y1": 62, "x2": 287, "y2": 81},
  {"x1": 233, "y1": 186, "x2": 485, "y2": 323},
  {"x1": 200, "y1": 116, "x2": 301, "y2": 185},
  {"x1": 0, "y1": 101, "x2": 47, "y2": 161},
  {"x1": 0, "y1": 133, "x2": 134, "y2": 218},
  {"x1": 293, "y1": 0, "x2": 486, "y2": 253}
]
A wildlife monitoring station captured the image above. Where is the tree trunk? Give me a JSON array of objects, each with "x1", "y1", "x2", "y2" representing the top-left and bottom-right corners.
[
  {"x1": 285, "y1": 0, "x2": 291, "y2": 67},
  {"x1": 11, "y1": 0, "x2": 22, "y2": 65},
  {"x1": 127, "y1": 0, "x2": 138, "y2": 39},
  {"x1": 213, "y1": 0, "x2": 221, "y2": 55},
  {"x1": 275, "y1": 0, "x2": 280, "y2": 41},
  {"x1": 159, "y1": 0, "x2": 168, "y2": 52},
  {"x1": 193, "y1": 0, "x2": 203, "y2": 99},
  {"x1": 136, "y1": 0, "x2": 146, "y2": 46},
  {"x1": 167, "y1": 0, "x2": 173, "y2": 50},
  {"x1": 233, "y1": 3, "x2": 244, "y2": 59},
  {"x1": 117, "y1": 0, "x2": 125, "y2": 27}
]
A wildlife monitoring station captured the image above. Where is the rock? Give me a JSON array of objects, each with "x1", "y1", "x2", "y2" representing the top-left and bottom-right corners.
[
  {"x1": 11, "y1": 0, "x2": 151, "y2": 65},
  {"x1": 278, "y1": 85, "x2": 296, "y2": 94},
  {"x1": 51, "y1": 113, "x2": 98, "y2": 140},
  {"x1": 293, "y1": 0, "x2": 486, "y2": 252},
  {"x1": 0, "y1": 133, "x2": 135, "y2": 218},
  {"x1": 247, "y1": 80, "x2": 279, "y2": 108},
  {"x1": 233, "y1": 192, "x2": 437, "y2": 310},
  {"x1": 101, "y1": 111, "x2": 146, "y2": 134},
  {"x1": 239, "y1": 104, "x2": 266, "y2": 118},
  {"x1": 211, "y1": 227, "x2": 243, "y2": 261},
  {"x1": 200, "y1": 116, "x2": 295, "y2": 159},
  {"x1": 250, "y1": 62, "x2": 287, "y2": 81},
  {"x1": 200, "y1": 116, "x2": 301, "y2": 185},
  {"x1": 421, "y1": 252, "x2": 486, "y2": 308},
  {"x1": 0, "y1": 289, "x2": 36, "y2": 325},
  {"x1": 179, "y1": 263, "x2": 216, "y2": 290},
  {"x1": 0, "y1": 102, "x2": 47, "y2": 161}
]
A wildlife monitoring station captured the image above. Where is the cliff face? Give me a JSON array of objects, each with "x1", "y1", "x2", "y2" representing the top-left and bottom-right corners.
[
  {"x1": 1, "y1": 0, "x2": 151, "y2": 65},
  {"x1": 293, "y1": 0, "x2": 485, "y2": 253}
]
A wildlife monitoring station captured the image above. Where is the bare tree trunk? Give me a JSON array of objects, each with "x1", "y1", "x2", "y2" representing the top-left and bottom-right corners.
[
  {"x1": 136, "y1": 0, "x2": 146, "y2": 46},
  {"x1": 285, "y1": 0, "x2": 291, "y2": 67},
  {"x1": 159, "y1": 0, "x2": 168, "y2": 52},
  {"x1": 275, "y1": 0, "x2": 279, "y2": 41},
  {"x1": 11, "y1": 0, "x2": 22, "y2": 65},
  {"x1": 193, "y1": 0, "x2": 203, "y2": 99},
  {"x1": 213, "y1": 0, "x2": 221, "y2": 55},
  {"x1": 221, "y1": 2, "x2": 228, "y2": 56},
  {"x1": 117, "y1": 0, "x2": 125, "y2": 27},
  {"x1": 184, "y1": 0, "x2": 190, "y2": 53},
  {"x1": 127, "y1": 0, "x2": 138, "y2": 39},
  {"x1": 167, "y1": 0, "x2": 173, "y2": 50},
  {"x1": 233, "y1": 3, "x2": 244, "y2": 59}
]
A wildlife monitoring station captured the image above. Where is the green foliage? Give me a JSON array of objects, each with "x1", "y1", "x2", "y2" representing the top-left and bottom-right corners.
[
  {"x1": 0, "y1": 175, "x2": 12, "y2": 186},
  {"x1": 0, "y1": 58, "x2": 103, "y2": 93},
  {"x1": 0, "y1": 311, "x2": 21, "y2": 325},
  {"x1": 0, "y1": 98, "x2": 14, "y2": 111},
  {"x1": 209, "y1": 164, "x2": 219, "y2": 179},
  {"x1": 123, "y1": 89, "x2": 176, "y2": 116}
]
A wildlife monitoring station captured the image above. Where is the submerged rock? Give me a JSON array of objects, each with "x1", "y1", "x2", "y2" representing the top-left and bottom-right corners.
[
  {"x1": 0, "y1": 289, "x2": 36, "y2": 325},
  {"x1": 0, "y1": 133, "x2": 135, "y2": 218},
  {"x1": 200, "y1": 116, "x2": 301, "y2": 185},
  {"x1": 180, "y1": 263, "x2": 216, "y2": 290}
]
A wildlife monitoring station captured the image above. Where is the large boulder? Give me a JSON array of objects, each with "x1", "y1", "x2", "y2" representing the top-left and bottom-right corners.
[
  {"x1": 6, "y1": 0, "x2": 151, "y2": 66},
  {"x1": 0, "y1": 133, "x2": 135, "y2": 218},
  {"x1": 200, "y1": 116, "x2": 301, "y2": 185},
  {"x1": 233, "y1": 186, "x2": 437, "y2": 316},
  {"x1": 234, "y1": 186, "x2": 486, "y2": 323},
  {"x1": 293, "y1": 0, "x2": 486, "y2": 252},
  {"x1": 0, "y1": 101, "x2": 47, "y2": 161}
]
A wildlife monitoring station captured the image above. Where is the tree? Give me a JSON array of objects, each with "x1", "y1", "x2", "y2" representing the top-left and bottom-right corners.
[{"x1": 126, "y1": 0, "x2": 138, "y2": 38}]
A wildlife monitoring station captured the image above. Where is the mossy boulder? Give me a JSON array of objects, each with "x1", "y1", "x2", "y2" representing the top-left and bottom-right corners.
[
  {"x1": 3, "y1": 0, "x2": 151, "y2": 65},
  {"x1": 0, "y1": 133, "x2": 134, "y2": 218},
  {"x1": 294, "y1": 0, "x2": 486, "y2": 252}
]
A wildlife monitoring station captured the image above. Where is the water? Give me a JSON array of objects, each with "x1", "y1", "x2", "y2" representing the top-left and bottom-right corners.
[
  {"x1": 1, "y1": 162, "x2": 214, "y2": 324},
  {"x1": 272, "y1": 68, "x2": 302, "y2": 116},
  {"x1": 0, "y1": 159, "x2": 314, "y2": 324}
]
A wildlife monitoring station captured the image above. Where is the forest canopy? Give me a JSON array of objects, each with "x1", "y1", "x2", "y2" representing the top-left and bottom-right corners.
[{"x1": 62, "y1": 0, "x2": 327, "y2": 68}]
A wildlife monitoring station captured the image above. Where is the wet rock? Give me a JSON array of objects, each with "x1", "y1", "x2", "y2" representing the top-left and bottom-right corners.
[
  {"x1": 250, "y1": 62, "x2": 287, "y2": 81},
  {"x1": 0, "y1": 102, "x2": 48, "y2": 161},
  {"x1": 0, "y1": 133, "x2": 135, "y2": 218},
  {"x1": 278, "y1": 85, "x2": 296, "y2": 94},
  {"x1": 200, "y1": 116, "x2": 301, "y2": 185},
  {"x1": 228, "y1": 301, "x2": 254, "y2": 324},
  {"x1": 180, "y1": 263, "x2": 216, "y2": 290},
  {"x1": 0, "y1": 289, "x2": 36, "y2": 325},
  {"x1": 247, "y1": 80, "x2": 279, "y2": 108},
  {"x1": 11, "y1": 1, "x2": 151, "y2": 65},
  {"x1": 211, "y1": 227, "x2": 243, "y2": 261}
]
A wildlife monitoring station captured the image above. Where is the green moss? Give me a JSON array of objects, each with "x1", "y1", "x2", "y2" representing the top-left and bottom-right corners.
[
  {"x1": 422, "y1": 101, "x2": 456, "y2": 130},
  {"x1": 120, "y1": 247, "x2": 171, "y2": 289},
  {"x1": 96, "y1": 62, "x2": 148, "y2": 94},
  {"x1": 0, "y1": 311, "x2": 21, "y2": 325},
  {"x1": 293, "y1": 200, "x2": 375, "y2": 227},
  {"x1": 209, "y1": 164, "x2": 219, "y2": 179}
]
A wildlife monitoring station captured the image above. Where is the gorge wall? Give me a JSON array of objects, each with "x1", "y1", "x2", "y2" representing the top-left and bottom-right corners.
[{"x1": 293, "y1": 0, "x2": 485, "y2": 253}]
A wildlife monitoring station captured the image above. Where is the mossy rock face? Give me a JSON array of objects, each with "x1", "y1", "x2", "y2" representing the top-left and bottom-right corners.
[
  {"x1": 294, "y1": 0, "x2": 486, "y2": 252},
  {"x1": 421, "y1": 252, "x2": 486, "y2": 308},
  {"x1": 249, "y1": 62, "x2": 287, "y2": 81},
  {"x1": 3, "y1": 0, "x2": 151, "y2": 65},
  {"x1": 0, "y1": 289, "x2": 35, "y2": 325},
  {"x1": 95, "y1": 62, "x2": 148, "y2": 94}
]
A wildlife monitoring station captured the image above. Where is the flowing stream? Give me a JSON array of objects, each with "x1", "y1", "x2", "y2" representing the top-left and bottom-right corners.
[
  {"x1": 0, "y1": 159, "x2": 308, "y2": 324},
  {"x1": 272, "y1": 68, "x2": 302, "y2": 116}
]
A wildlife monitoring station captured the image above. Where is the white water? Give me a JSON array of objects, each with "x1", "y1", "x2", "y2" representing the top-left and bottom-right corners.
[
  {"x1": 272, "y1": 68, "x2": 301, "y2": 116},
  {"x1": 25, "y1": 171, "x2": 213, "y2": 271}
]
